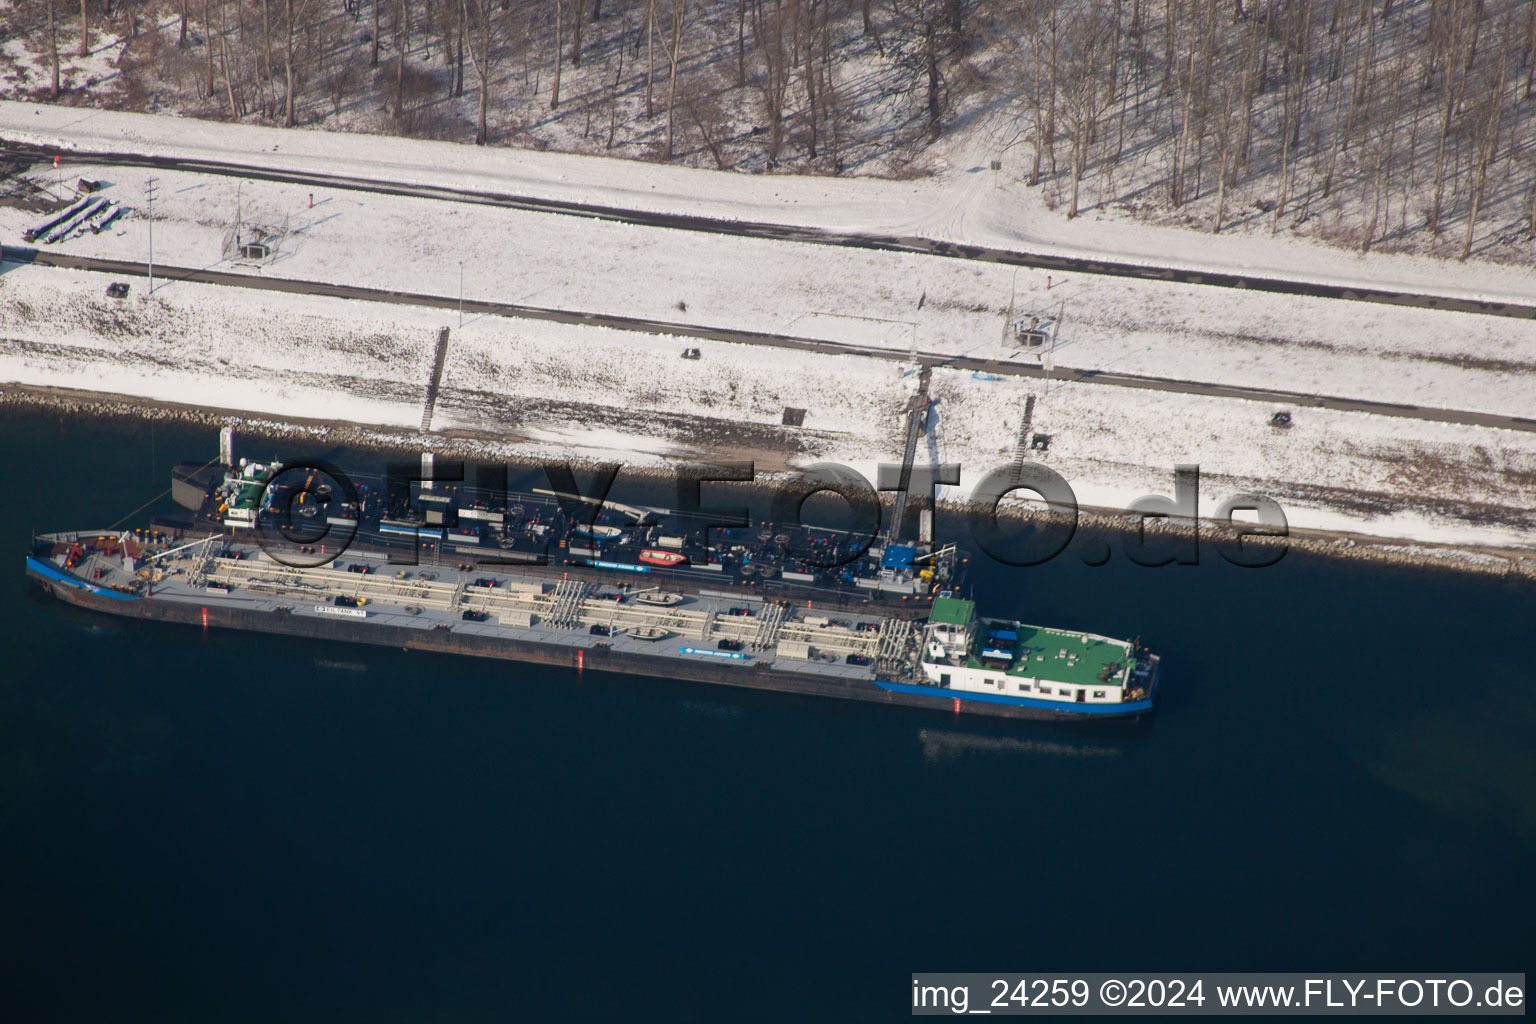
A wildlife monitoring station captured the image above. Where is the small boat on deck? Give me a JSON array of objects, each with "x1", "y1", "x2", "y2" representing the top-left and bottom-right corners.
[
  {"x1": 634, "y1": 592, "x2": 684, "y2": 607},
  {"x1": 573, "y1": 524, "x2": 624, "y2": 540},
  {"x1": 629, "y1": 626, "x2": 672, "y2": 641},
  {"x1": 638, "y1": 549, "x2": 688, "y2": 567}
]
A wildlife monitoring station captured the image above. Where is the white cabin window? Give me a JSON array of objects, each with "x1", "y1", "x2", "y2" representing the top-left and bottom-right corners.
[{"x1": 1093, "y1": 690, "x2": 1106, "y2": 698}]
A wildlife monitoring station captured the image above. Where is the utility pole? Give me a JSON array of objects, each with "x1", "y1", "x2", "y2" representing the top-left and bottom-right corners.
[
  {"x1": 1003, "y1": 266, "x2": 1021, "y2": 345},
  {"x1": 1043, "y1": 299, "x2": 1065, "y2": 397},
  {"x1": 146, "y1": 176, "x2": 158, "y2": 295}
]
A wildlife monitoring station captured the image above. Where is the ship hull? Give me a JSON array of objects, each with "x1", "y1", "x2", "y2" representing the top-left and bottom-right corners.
[{"x1": 27, "y1": 560, "x2": 1155, "y2": 724}]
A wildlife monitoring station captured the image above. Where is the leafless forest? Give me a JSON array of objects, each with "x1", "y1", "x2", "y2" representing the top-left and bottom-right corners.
[{"x1": 6, "y1": 0, "x2": 1536, "y2": 259}]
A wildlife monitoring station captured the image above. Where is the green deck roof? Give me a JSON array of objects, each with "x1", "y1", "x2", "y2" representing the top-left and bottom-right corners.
[
  {"x1": 971, "y1": 625, "x2": 1130, "y2": 688},
  {"x1": 929, "y1": 597, "x2": 975, "y2": 626}
]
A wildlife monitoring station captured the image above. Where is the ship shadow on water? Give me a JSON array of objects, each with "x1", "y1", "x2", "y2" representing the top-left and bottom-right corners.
[
  {"x1": 313, "y1": 658, "x2": 369, "y2": 673},
  {"x1": 916, "y1": 726, "x2": 1129, "y2": 764}
]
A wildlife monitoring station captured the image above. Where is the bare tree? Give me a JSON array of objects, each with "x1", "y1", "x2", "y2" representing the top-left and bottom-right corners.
[
  {"x1": 47, "y1": 0, "x2": 61, "y2": 101},
  {"x1": 395, "y1": 0, "x2": 408, "y2": 119},
  {"x1": 1461, "y1": 62, "x2": 1507, "y2": 259},
  {"x1": 646, "y1": 0, "x2": 656, "y2": 117},
  {"x1": 662, "y1": 0, "x2": 690, "y2": 158},
  {"x1": 204, "y1": 0, "x2": 215, "y2": 99},
  {"x1": 461, "y1": 0, "x2": 494, "y2": 143},
  {"x1": 1058, "y1": 1, "x2": 1114, "y2": 218},
  {"x1": 553, "y1": 0, "x2": 563, "y2": 109},
  {"x1": 281, "y1": 0, "x2": 294, "y2": 124},
  {"x1": 79, "y1": 0, "x2": 89, "y2": 58},
  {"x1": 751, "y1": 0, "x2": 792, "y2": 163}
]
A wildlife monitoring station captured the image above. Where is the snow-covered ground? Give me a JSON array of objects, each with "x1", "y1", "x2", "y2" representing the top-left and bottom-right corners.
[
  {"x1": 1, "y1": 105, "x2": 1532, "y2": 552},
  {"x1": 4, "y1": 155, "x2": 1535, "y2": 421},
  {"x1": 2, "y1": 260, "x2": 1532, "y2": 550},
  {"x1": 926, "y1": 369, "x2": 1536, "y2": 551},
  {"x1": 4, "y1": 101, "x2": 1535, "y2": 307},
  {"x1": 0, "y1": 262, "x2": 914, "y2": 466}
]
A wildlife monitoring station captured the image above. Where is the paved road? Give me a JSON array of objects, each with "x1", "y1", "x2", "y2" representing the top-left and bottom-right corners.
[
  {"x1": 7, "y1": 244, "x2": 1533, "y2": 434},
  {"x1": 5, "y1": 142, "x2": 1533, "y2": 320}
]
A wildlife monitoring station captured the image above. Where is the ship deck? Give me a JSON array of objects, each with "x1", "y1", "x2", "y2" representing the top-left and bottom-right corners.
[
  {"x1": 32, "y1": 535, "x2": 910, "y2": 686},
  {"x1": 970, "y1": 624, "x2": 1131, "y2": 689}
]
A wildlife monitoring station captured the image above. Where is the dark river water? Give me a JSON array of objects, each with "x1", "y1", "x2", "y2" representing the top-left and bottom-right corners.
[{"x1": 2, "y1": 411, "x2": 1531, "y2": 1022}]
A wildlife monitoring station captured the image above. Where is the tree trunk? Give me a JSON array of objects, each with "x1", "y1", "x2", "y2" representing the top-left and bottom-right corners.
[
  {"x1": 454, "y1": 4, "x2": 464, "y2": 97},
  {"x1": 49, "y1": 0, "x2": 61, "y2": 100},
  {"x1": 925, "y1": 22, "x2": 941, "y2": 141},
  {"x1": 1528, "y1": 175, "x2": 1536, "y2": 240},
  {"x1": 284, "y1": 0, "x2": 295, "y2": 126},
  {"x1": 572, "y1": 0, "x2": 585, "y2": 67},
  {"x1": 737, "y1": 0, "x2": 746, "y2": 86},
  {"x1": 645, "y1": 0, "x2": 655, "y2": 117},
  {"x1": 1068, "y1": 121, "x2": 1084, "y2": 217},
  {"x1": 80, "y1": 0, "x2": 89, "y2": 57},
  {"x1": 205, "y1": 0, "x2": 216, "y2": 99},
  {"x1": 802, "y1": 0, "x2": 819, "y2": 159},
  {"x1": 394, "y1": 0, "x2": 406, "y2": 119},
  {"x1": 552, "y1": 0, "x2": 563, "y2": 109},
  {"x1": 261, "y1": 0, "x2": 274, "y2": 117},
  {"x1": 1461, "y1": 68, "x2": 1506, "y2": 260},
  {"x1": 477, "y1": 10, "x2": 487, "y2": 143},
  {"x1": 663, "y1": 0, "x2": 688, "y2": 158},
  {"x1": 460, "y1": 0, "x2": 489, "y2": 143},
  {"x1": 1046, "y1": 7, "x2": 1058, "y2": 175},
  {"x1": 372, "y1": 0, "x2": 380, "y2": 66},
  {"x1": 219, "y1": 0, "x2": 239, "y2": 117},
  {"x1": 179, "y1": 0, "x2": 189, "y2": 47}
]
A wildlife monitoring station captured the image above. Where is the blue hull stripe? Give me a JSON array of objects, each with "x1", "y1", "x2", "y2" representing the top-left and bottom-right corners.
[
  {"x1": 873, "y1": 679, "x2": 1154, "y2": 715},
  {"x1": 26, "y1": 556, "x2": 140, "y2": 600}
]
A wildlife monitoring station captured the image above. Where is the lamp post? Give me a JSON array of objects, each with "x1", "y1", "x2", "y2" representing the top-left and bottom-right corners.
[{"x1": 1003, "y1": 265, "x2": 1021, "y2": 345}]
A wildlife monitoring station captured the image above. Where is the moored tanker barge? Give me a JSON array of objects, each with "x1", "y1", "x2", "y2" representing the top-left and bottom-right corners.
[{"x1": 26, "y1": 443, "x2": 1159, "y2": 722}]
